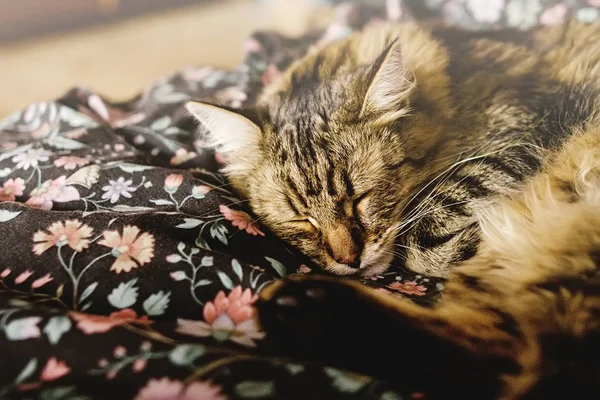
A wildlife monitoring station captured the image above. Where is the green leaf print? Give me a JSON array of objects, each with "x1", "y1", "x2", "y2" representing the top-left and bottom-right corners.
[
  {"x1": 143, "y1": 291, "x2": 171, "y2": 316},
  {"x1": 107, "y1": 279, "x2": 139, "y2": 309},
  {"x1": 43, "y1": 316, "x2": 72, "y2": 345}
]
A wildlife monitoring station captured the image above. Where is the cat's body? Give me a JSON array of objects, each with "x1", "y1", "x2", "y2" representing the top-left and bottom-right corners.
[{"x1": 187, "y1": 19, "x2": 600, "y2": 399}]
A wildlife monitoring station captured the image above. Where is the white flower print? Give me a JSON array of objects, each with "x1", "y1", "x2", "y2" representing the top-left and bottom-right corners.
[
  {"x1": 11, "y1": 148, "x2": 52, "y2": 170},
  {"x1": 101, "y1": 177, "x2": 136, "y2": 203},
  {"x1": 466, "y1": 0, "x2": 505, "y2": 24},
  {"x1": 506, "y1": 0, "x2": 542, "y2": 29}
]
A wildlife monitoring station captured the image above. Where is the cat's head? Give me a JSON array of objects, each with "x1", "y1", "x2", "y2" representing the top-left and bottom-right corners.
[{"x1": 186, "y1": 40, "x2": 453, "y2": 276}]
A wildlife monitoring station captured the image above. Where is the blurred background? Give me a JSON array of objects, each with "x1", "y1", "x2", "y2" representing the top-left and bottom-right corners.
[
  {"x1": 4, "y1": 0, "x2": 597, "y2": 119},
  {"x1": 0, "y1": 0, "x2": 335, "y2": 117}
]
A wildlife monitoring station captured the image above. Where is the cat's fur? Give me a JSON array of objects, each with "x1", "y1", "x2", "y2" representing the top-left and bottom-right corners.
[
  {"x1": 187, "y1": 20, "x2": 600, "y2": 398},
  {"x1": 187, "y1": 20, "x2": 600, "y2": 278}
]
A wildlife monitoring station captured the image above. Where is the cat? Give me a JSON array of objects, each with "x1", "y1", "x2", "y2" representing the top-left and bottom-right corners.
[{"x1": 186, "y1": 19, "x2": 600, "y2": 399}]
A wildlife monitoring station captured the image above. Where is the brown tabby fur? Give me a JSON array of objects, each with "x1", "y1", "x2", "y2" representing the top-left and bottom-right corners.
[{"x1": 187, "y1": 19, "x2": 600, "y2": 399}]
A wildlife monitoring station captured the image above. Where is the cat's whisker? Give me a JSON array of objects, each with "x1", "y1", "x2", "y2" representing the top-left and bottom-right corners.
[
  {"x1": 380, "y1": 251, "x2": 408, "y2": 263},
  {"x1": 398, "y1": 140, "x2": 514, "y2": 224},
  {"x1": 394, "y1": 200, "x2": 471, "y2": 238},
  {"x1": 393, "y1": 243, "x2": 425, "y2": 254},
  {"x1": 396, "y1": 139, "x2": 499, "y2": 217}
]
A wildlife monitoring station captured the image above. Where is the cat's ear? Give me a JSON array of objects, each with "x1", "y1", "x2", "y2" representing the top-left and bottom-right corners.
[
  {"x1": 185, "y1": 101, "x2": 262, "y2": 190},
  {"x1": 360, "y1": 39, "x2": 415, "y2": 124},
  {"x1": 186, "y1": 101, "x2": 261, "y2": 155}
]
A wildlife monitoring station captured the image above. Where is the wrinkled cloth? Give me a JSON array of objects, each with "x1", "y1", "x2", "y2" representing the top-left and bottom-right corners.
[{"x1": 0, "y1": 1, "x2": 598, "y2": 399}]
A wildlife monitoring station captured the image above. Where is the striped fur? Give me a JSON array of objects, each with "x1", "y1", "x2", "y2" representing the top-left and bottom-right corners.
[
  {"x1": 256, "y1": 123, "x2": 600, "y2": 398},
  {"x1": 187, "y1": 19, "x2": 600, "y2": 398},
  {"x1": 188, "y1": 19, "x2": 600, "y2": 278}
]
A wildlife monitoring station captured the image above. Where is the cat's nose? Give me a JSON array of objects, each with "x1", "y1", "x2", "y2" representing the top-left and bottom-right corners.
[
  {"x1": 326, "y1": 223, "x2": 364, "y2": 269},
  {"x1": 336, "y1": 253, "x2": 361, "y2": 269}
]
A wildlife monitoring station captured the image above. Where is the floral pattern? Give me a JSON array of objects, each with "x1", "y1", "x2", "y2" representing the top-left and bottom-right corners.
[
  {"x1": 0, "y1": 177, "x2": 25, "y2": 201},
  {"x1": 32, "y1": 219, "x2": 93, "y2": 255},
  {"x1": 134, "y1": 378, "x2": 226, "y2": 400},
  {"x1": 0, "y1": 1, "x2": 598, "y2": 399},
  {"x1": 25, "y1": 176, "x2": 81, "y2": 210},
  {"x1": 98, "y1": 225, "x2": 155, "y2": 273},
  {"x1": 177, "y1": 286, "x2": 265, "y2": 347}
]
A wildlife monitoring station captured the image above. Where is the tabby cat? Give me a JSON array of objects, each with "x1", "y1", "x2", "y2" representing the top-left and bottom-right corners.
[{"x1": 186, "y1": 19, "x2": 600, "y2": 399}]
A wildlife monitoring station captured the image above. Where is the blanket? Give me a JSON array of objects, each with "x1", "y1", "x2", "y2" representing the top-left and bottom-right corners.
[{"x1": 1, "y1": 1, "x2": 598, "y2": 399}]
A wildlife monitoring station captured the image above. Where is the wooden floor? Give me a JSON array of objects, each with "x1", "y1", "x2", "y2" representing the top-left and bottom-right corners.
[{"x1": 0, "y1": 0, "x2": 332, "y2": 118}]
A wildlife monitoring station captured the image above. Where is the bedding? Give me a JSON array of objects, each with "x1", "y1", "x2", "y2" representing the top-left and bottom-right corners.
[{"x1": 1, "y1": 1, "x2": 599, "y2": 399}]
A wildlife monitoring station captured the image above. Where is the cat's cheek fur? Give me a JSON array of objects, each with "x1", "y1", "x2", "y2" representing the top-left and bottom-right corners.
[{"x1": 357, "y1": 238, "x2": 396, "y2": 276}]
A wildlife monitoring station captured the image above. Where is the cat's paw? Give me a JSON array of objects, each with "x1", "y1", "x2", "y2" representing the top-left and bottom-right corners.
[{"x1": 255, "y1": 274, "x2": 372, "y2": 359}]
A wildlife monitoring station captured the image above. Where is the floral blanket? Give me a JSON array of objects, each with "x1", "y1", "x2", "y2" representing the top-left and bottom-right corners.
[{"x1": 1, "y1": 1, "x2": 599, "y2": 399}]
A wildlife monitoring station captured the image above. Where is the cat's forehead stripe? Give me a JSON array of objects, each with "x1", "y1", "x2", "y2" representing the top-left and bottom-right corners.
[{"x1": 286, "y1": 176, "x2": 309, "y2": 210}]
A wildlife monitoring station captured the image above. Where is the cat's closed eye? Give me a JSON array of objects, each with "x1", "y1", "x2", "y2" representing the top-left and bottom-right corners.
[
  {"x1": 350, "y1": 192, "x2": 371, "y2": 220},
  {"x1": 290, "y1": 217, "x2": 319, "y2": 231}
]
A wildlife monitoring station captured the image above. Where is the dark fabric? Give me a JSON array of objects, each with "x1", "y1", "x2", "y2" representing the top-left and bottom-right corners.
[{"x1": 1, "y1": 1, "x2": 599, "y2": 399}]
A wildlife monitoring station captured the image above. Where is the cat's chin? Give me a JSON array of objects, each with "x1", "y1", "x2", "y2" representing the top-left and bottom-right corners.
[{"x1": 324, "y1": 252, "x2": 394, "y2": 277}]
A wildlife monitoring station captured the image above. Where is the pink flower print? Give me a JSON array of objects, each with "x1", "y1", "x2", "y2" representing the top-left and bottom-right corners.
[
  {"x1": 25, "y1": 176, "x2": 80, "y2": 210},
  {"x1": 32, "y1": 219, "x2": 93, "y2": 255},
  {"x1": 169, "y1": 270, "x2": 186, "y2": 281},
  {"x1": 70, "y1": 309, "x2": 152, "y2": 334},
  {"x1": 113, "y1": 345, "x2": 127, "y2": 358},
  {"x1": 0, "y1": 178, "x2": 26, "y2": 201},
  {"x1": 99, "y1": 225, "x2": 155, "y2": 273},
  {"x1": 219, "y1": 205, "x2": 265, "y2": 236},
  {"x1": 31, "y1": 273, "x2": 53, "y2": 289},
  {"x1": 15, "y1": 270, "x2": 33, "y2": 284},
  {"x1": 192, "y1": 185, "x2": 212, "y2": 199},
  {"x1": 297, "y1": 265, "x2": 312, "y2": 274},
  {"x1": 101, "y1": 177, "x2": 136, "y2": 203},
  {"x1": 1, "y1": 141, "x2": 17, "y2": 150},
  {"x1": 214, "y1": 152, "x2": 226, "y2": 165},
  {"x1": 540, "y1": 3, "x2": 567, "y2": 26},
  {"x1": 132, "y1": 359, "x2": 147, "y2": 373},
  {"x1": 243, "y1": 37, "x2": 262, "y2": 54},
  {"x1": 176, "y1": 286, "x2": 265, "y2": 347},
  {"x1": 40, "y1": 358, "x2": 71, "y2": 381},
  {"x1": 141, "y1": 341, "x2": 152, "y2": 351},
  {"x1": 53, "y1": 156, "x2": 89, "y2": 170},
  {"x1": 164, "y1": 174, "x2": 183, "y2": 193},
  {"x1": 387, "y1": 281, "x2": 427, "y2": 296},
  {"x1": 30, "y1": 122, "x2": 53, "y2": 139},
  {"x1": 170, "y1": 148, "x2": 197, "y2": 166},
  {"x1": 11, "y1": 148, "x2": 51, "y2": 170},
  {"x1": 134, "y1": 378, "x2": 226, "y2": 400},
  {"x1": 261, "y1": 64, "x2": 282, "y2": 86},
  {"x1": 0, "y1": 268, "x2": 11, "y2": 278},
  {"x1": 64, "y1": 128, "x2": 88, "y2": 139}
]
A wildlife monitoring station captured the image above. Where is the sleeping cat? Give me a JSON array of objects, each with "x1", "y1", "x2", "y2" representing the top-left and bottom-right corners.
[{"x1": 187, "y1": 20, "x2": 600, "y2": 399}]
